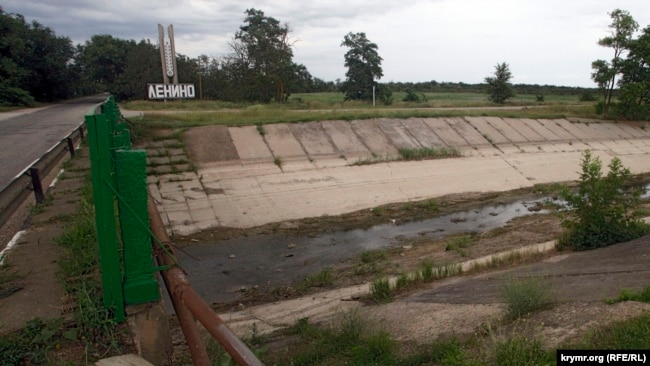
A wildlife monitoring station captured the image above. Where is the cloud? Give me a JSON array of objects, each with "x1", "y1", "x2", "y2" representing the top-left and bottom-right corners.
[{"x1": 3, "y1": 0, "x2": 650, "y2": 86}]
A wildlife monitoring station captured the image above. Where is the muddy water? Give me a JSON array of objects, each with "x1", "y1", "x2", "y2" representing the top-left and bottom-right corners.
[{"x1": 179, "y1": 197, "x2": 551, "y2": 305}]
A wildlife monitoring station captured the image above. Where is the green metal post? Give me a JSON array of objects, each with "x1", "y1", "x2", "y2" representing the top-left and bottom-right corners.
[
  {"x1": 85, "y1": 113, "x2": 125, "y2": 322},
  {"x1": 115, "y1": 149, "x2": 160, "y2": 304}
]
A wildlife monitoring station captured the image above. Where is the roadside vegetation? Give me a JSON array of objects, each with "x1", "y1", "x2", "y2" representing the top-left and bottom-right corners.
[{"x1": 0, "y1": 153, "x2": 128, "y2": 364}]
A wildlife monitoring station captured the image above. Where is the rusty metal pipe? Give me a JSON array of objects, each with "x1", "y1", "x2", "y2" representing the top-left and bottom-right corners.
[
  {"x1": 148, "y1": 196, "x2": 211, "y2": 366},
  {"x1": 148, "y1": 194, "x2": 264, "y2": 365}
]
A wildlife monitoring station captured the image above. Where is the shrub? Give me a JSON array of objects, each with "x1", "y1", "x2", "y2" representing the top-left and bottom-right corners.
[
  {"x1": 500, "y1": 275, "x2": 554, "y2": 321},
  {"x1": 580, "y1": 91, "x2": 597, "y2": 102},
  {"x1": 558, "y1": 150, "x2": 649, "y2": 250}
]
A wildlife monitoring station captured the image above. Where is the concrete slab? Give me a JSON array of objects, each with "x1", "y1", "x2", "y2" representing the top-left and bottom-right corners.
[
  {"x1": 401, "y1": 118, "x2": 446, "y2": 147},
  {"x1": 483, "y1": 117, "x2": 529, "y2": 143},
  {"x1": 464, "y1": 117, "x2": 510, "y2": 144},
  {"x1": 501, "y1": 118, "x2": 545, "y2": 142},
  {"x1": 556, "y1": 120, "x2": 594, "y2": 140},
  {"x1": 424, "y1": 118, "x2": 469, "y2": 146},
  {"x1": 198, "y1": 155, "x2": 532, "y2": 228},
  {"x1": 321, "y1": 120, "x2": 370, "y2": 158},
  {"x1": 289, "y1": 121, "x2": 338, "y2": 156},
  {"x1": 183, "y1": 125, "x2": 238, "y2": 164},
  {"x1": 570, "y1": 121, "x2": 610, "y2": 140},
  {"x1": 598, "y1": 140, "x2": 644, "y2": 155},
  {"x1": 597, "y1": 122, "x2": 637, "y2": 139},
  {"x1": 264, "y1": 124, "x2": 306, "y2": 159},
  {"x1": 444, "y1": 117, "x2": 490, "y2": 146},
  {"x1": 519, "y1": 118, "x2": 562, "y2": 141},
  {"x1": 619, "y1": 122, "x2": 650, "y2": 138},
  {"x1": 228, "y1": 126, "x2": 273, "y2": 162},
  {"x1": 507, "y1": 151, "x2": 583, "y2": 184},
  {"x1": 375, "y1": 118, "x2": 421, "y2": 148},
  {"x1": 350, "y1": 119, "x2": 398, "y2": 155},
  {"x1": 537, "y1": 119, "x2": 576, "y2": 140}
]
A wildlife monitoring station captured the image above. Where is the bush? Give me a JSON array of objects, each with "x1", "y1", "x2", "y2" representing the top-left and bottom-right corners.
[
  {"x1": 500, "y1": 275, "x2": 554, "y2": 321},
  {"x1": 558, "y1": 150, "x2": 649, "y2": 250},
  {"x1": 0, "y1": 83, "x2": 36, "y2": 107},
  {"x1": 580, "y1": 92, "x2": 597, "y2": 102}
]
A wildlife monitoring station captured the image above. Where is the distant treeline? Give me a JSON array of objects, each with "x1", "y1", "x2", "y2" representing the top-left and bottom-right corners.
[{"x1": 377, "y1": 81, "x2": 598, "y2": 96}]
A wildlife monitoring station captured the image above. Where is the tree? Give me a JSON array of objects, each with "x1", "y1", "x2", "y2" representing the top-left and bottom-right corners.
[
  {"x1": 0, "y1": 7, "x2": 75, "y2": 104},
  {"x1": 340, "y1": 32, "x2": 384, "y2": 101},
  {"x1": 616, "y1": 26, "x2": 650, "y2": 119},
  {"x1": 591, "y1": 9, "x2": 639, "y2": 112},
  {"x1": 484, "y1": 62, "x2": 514, "y2": 104},
  {"x1": 226, "y1": 8, "x2": 295, "y2": 102},
  {"x1": 559, "y1": 151, "x2": 648, "y2": 251}
]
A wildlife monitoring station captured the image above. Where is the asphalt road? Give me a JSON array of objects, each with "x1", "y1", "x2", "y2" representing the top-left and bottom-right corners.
[{"x1": 0, "y1": 95, "x2": 106, "y2": 191}]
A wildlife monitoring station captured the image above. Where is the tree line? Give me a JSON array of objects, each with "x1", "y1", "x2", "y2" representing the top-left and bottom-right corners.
[{"x1": 1, "y1": 6, "x2": 647, "y2": 120}]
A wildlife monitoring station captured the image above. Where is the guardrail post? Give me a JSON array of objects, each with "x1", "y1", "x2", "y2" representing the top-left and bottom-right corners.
[
  {"x1": 115, "y1": 149, "x2": 160, "y2": 304},
  {"x1": 65, "y1": 137, "x2": 76, "y2": 159},
  {"x1": 86, "y1": 112, "x2": 125, "y2": 322},
  {"x1": 28, "y1": 168, "x2": 45, "y2": 204}
]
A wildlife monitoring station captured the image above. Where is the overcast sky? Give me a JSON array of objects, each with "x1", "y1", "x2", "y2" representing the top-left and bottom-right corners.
[{"x1": 3, "y1": 0, "x2": 650, "y2": 87}]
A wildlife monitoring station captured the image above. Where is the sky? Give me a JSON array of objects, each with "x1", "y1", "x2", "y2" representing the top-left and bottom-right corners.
[{"x1": 3, "y1": 0, "x2": 650, "y2": 87}]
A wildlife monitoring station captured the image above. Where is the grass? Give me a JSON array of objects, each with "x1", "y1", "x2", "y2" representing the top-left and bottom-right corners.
[
  {"x1": 298, "y1": 269, "x2": 335, "y2": 290},
  {"x1": 398, "y1": 146, "x2": 461, "y2": 160},
  {"x1": 500, "y1": 275, "x2": 555, "y2": 321},
  {"x1": 0, "y1": 151, "x2": 128, "y2": 364},
  {"x1": 606, "y1": 285, "x2": 650, "y2": 304},
  {"x1": 445, "y1": 235, "x2": 476, "y2": 256},
  {"x1": 124, "y1": 98, "x2": 600, "y2": 130},
  {"x1": 369, "y1": 261, "x2": 462, "y2": 303}
]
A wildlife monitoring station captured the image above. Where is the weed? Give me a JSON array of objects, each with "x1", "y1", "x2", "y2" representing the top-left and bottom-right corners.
[
  {"x1": 256, "y1": 124, "x2": 266, "y2": 136},
  {"x1": 420, "y1": 260, "x2": 435, "y2": 282},
  {"x1": 273, "y1": 156, "x2": 282, "y2": 169},
  {"x1": 494, "y1": 336, "x2": 554, "y2": 366},
  {"x1": 299, "y1": 269, "x2": 334, "y2": 289},
  {"x1": 394, "y1": 273, "x2": 411, "y2": 291},
  {"x1": 500, "y1": 275, "x2": 555, "y2": 321},
  {"x1": 606, "y1": 285, "x2": 650, "y2": 304},
  {"x1": 398, "y1": 146, "x2": 461, "y2": 160},
  {"x1": 360, "y1": 250, "x2": 387, "y2": 264},
  {"x1": 580, "y1": 313, "x2": 650, "y2": 349},
  {"x1": 370, "y1": 277, "x2": 393, "y2": 303},
  {"x1": 445, "y1": 235, "x2": 475, "y2": 256},
  {"x1": 418, "y1": 198, "x2": 440, "y2": 211}
]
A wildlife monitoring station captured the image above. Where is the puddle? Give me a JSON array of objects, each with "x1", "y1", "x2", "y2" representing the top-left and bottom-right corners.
[{"x1": 180, "y1": 196, "x2": 551, "y2": 305}]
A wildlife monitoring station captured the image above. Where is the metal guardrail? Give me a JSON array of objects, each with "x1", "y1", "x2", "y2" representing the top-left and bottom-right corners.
[{"x1": 0, "y1": 123, "x2": 86, "y2": 229}]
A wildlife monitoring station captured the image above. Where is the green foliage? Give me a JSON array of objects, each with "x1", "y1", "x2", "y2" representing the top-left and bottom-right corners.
[
  {"x1": 340, "y1": 32, "x2": 384, "y2": 102},
  {"x1": 494, "y1": 336, "x2": 555, "y2": 366},
  {"x1": 591, "y1": 9, "x2": 639, "y2": 112},
  {"x1": 227, "y1": 8, "x2": 298, "y2": 103},
  {"x1": 445, "y1": 235, "x2": 475, "y2": 256},
  {"x1": 485, "y1": 62, "x2": 515, "y2": 104},
  {"x1": 0, "y1": 9, "x2": 76, "y2": 104},
  {"x1": 0, "y1": 319, "x2": 64, "y2": 365},
  {"x1": 607, "y1": 285, "x2": 650, "y2": 304},
  {"x1": 558, "y1": 150, "x2": 649, "y2": 250},
  {"x1": 500, "y1": 275, "x2": 555, "y2": 321},
  {"x1": 398, "y1": 146, "x2": 461, "y2": 160},
  {"x1": 581, "y1": 313, "x2": 650, "y2": 349},
  {"x1": 403, "y1": 88, "x2": 426, "y2": 102},
  {"x1": 579, "y1": 91, "x2": 597, "y2": 102},
  {"x1": 370, "y1": 277, "x2": 393, "y2": 303}
]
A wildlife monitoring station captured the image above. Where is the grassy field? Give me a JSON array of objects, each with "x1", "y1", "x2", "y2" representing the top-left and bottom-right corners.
[{"x1": 122, "y1": 91, "x2": 601, "y2": 129}]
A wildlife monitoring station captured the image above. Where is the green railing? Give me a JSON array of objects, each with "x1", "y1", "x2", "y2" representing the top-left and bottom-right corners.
[{"x1": 85, "y1": 96, "x2": 160, "y2": 322}]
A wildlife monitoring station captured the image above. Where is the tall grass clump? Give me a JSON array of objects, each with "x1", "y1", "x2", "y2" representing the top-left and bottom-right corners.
[
  {"x1": 398, "y1": 146, "x2": 461, "y2": 160},
  {"x1": 494, "y1": 336, "x2": 554, "y2": 366},
  {"x1": 500, "y1": 275, "x2": 555, "y2": 321},
  {"x1": 284, "y1": 312, "x2": 396, "y2": 365},
  {"x1": 558, "y1": 150, "x2": 649, "y2": 250},
  {"x1": 370, "y1": 277, "x2": 393, "y2": 303}
]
